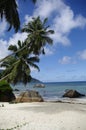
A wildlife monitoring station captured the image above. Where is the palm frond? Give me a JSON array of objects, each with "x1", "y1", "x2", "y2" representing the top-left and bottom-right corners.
[
  {"x1": 21, "y1": 16, "x2": 54, "y2": 55},
  {"x1": 8, "y1": 45, "x2": 17, "y2": 52},
  {"x1": 18, "y1": 40, "x2": 22, "y2": 48},
  {"x1": 0, "y1": 40, "x2": 40, "y2": 85},
  {"x1": 43, "y1": 18, "x2": 48, "y2": 26},
  {"x1": 27, "y1": 56, "x2": 40, "y2": 62},
  {"x1": 32, "y1": 0, "x2": 37, "y2": 3},
  {"x1": 30, "y1": 63, "x2": 40, "y2": 71},
  {"x1": 0, "y1": 0, "x2": 38, "y2": 32},
  {"x1": 43, "y1": 36, "x2": 53, "y2": 45},
  {"x1": 0, "y1": 0, "x2": 20, "y2": 32},
  {"x1": 46, "y1": 30, "x2": 54, "y2": 34}
]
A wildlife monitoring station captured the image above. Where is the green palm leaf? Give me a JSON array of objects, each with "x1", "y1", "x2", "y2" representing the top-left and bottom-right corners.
[
  {"x1": 0, "y1": 0, "x2": 37, "y2": 32},
  {"x1": 22, "y1": 16, "x2": 54, "y2": 55},
  {"x1": 0, "y1": 41, "x2": 39, "y2": 85},
  {"x1": 8, "y1": 45, "x2": 17, "y2": 52}
]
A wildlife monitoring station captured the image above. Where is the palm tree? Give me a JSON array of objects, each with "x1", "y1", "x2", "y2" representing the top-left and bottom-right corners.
[
  {"x1": 0, "y1": 17, "x2": 54, "y2": 63},
  {"x1": 0, "y1": 40, "x2": 40, "y2": 85},
  {"x1": 0, "y1": 0, "x2": 37, "y2": 32},
  {"x1": 22, "y1": 16, "x2": 54, "y2": 55}
]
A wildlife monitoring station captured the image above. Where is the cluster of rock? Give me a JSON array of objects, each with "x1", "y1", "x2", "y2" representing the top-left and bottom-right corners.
[
  {"x1": 15, "y1": 90, "x2": 43, "y2": 103},
  {"x1": 0, "y1": 81, "x2": 85, "y2": 102},
  {"x1": 0, "y1": 79, "x2": 43, "y2": 102},
  {"x1": 0, "y1": 90, "x2": 16, "y2": 102},
  {"x1": 63, "y1": 89, "x2": 85, "y2": 98},
  {"x1": 0, "y1": 90, "x2": 43, "y2": 103},
  {"x1": 33, "y1": 83, "x2": 45, "y2": 88}
]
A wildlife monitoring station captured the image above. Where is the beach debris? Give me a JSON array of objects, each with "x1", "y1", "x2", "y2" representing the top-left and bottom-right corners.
[
  {"x1": 0, "y1": 104, "x2": 4, "y2": 107},
  {"x1": 33, "y1": 83, "x2": 45, "y2": 88},
  {"x1": 2, "y1": 104, "x2": 4, "y2": 107},
  {"x1": 0, "y1": 122, "x2": 28, "y2": 130},
  {"x1": 63, "y1": 89, "x2": 85, "y2": 98},
  {"x1": 15, "y1": 90, "x2": 44, "y2": 103}
]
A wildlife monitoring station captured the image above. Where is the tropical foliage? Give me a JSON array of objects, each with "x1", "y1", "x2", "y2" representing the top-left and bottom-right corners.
[
  {"x1": 0, "y1": 0, "x2": 37, "y2": 32},
  {"x1": 0, "y1": 41, "x2": 40, "y2": 85},
  {"x1": 22, "y1": 16, "x2": 54, "y2": 55},
  {"x1": 0, "y1": 80, "x2": 12, "y2": 92},
  {"x1": 0, "y1": 17, "x2": 54, "y2": 63},
  {"x1": 0, "y1": 17, "x2": 54, "y2": 85}
]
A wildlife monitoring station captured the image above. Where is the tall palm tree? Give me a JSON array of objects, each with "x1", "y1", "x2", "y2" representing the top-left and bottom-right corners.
[
  {"x1": 0, "y1": 0, "x2": 37, "y2": 32},
  {"x1": 22, "y1": 16, "x2": 54, "y2": 55},
  {"x1": 0, "y1": 40, "x2": 40, "y2": 85},
  {"x1": 0, "y1": 17, "x2": 54, "y2": 63}
]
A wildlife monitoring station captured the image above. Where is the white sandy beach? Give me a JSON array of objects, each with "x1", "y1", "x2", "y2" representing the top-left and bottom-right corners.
[{"x1": 0, "y1": 101, "x2": 86, "y2": 130}]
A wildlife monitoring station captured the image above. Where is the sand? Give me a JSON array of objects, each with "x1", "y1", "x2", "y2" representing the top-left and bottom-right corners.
[{"x1": 0, "y1": 102, "x2": 86, "y2": 130}]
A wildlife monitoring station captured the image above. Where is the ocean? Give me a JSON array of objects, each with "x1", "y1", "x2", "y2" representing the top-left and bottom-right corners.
[{"x1": 13, "y1": 81, "x2": 86, "y2": 101}]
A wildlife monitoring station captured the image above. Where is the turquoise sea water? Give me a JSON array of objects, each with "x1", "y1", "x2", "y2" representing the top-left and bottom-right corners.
[{"x1": 13, "y1": 81, "x2": 86, "y2": 101}]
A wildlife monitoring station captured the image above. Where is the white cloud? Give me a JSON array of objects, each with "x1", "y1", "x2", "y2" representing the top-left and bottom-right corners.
[
  {"x1": 33, "y1": 0, "x2": 86, "y2": 46},
  {"x1": 78, "y1": 50, "x2": 86, "y2": 60},
  {"x1": 58, "y1": 50, "x2": 86, "y2": 64},
  {"x1": 8, "y1": 32, "x2": 28, "y2": 46},
  {"x1": 34, "y1": 0, "x2": 56, "y2": 18},
  {"x1": 0, "y1": 18, "x2": 28, "y2": 60},
  {"x1": 44, "y1": 47, "x2": 54, "y2": 56},
  {"x1": 1, "y1": 0, "x2": 86, "y2": 60},
  {"x1": 0, "y1": 19, "x2": 7, "y2": 37},
  {"x1": 58, "y1": 55, "x2": 77, "y2": 64},
  {"x1": 0, "y1": 32, "x2": 28, "y2": 59},
  {"x1": 24, "y1": 15, "x2": 33, "y2": 24},
  {"x1": 58, "y1": 56, "x2": 72, "y2": 64},
  {"x1": 0, "y1": 39, "x2": 9, "y2": 59},
  {"x1": 30, "y1": 67, "x2": 38, "y2": 72}
]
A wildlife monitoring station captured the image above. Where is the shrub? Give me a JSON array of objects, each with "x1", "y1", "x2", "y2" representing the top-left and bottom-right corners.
[{"x1": 0, "y1": 80, "x2": 13, "y2": 92}]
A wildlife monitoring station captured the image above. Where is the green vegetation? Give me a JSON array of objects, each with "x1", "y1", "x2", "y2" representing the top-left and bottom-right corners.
[
  {"x1": 22, "y1": 16, "x2": 54, "y2": 55},
  {"x1": 0, "y1": 40, "x2": 40, "y2": 85},
  {"x1": 0, "y1": 0, "x2": 37, "y2": 32},
  {"x1": 0, "y1": 17, "x2": 54, "y2": 85},
  {"x1": 0, "y1": 80, "x2": 13, "y2": 101},
  {"x1": 0, "y1": 0, "x2": 54, "y2": 86},
  {"x1": 0, "y1": 80, "x2": 12, "y2": 92}
]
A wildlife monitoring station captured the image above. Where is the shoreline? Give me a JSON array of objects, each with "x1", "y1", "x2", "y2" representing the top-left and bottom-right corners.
[
  {"x1": 0, "y1": 101, "x2": 86, "y2": 130},
  {"x1": 46, "y1": 97, "x2": 86, "y2": 104},
  {"x1": 13, "y1": 90, "x2": 86, "y2": 103}
]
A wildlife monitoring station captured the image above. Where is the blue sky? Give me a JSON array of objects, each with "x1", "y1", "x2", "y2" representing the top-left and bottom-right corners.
[{"x1": 0, "y1": 0, "x2": 86, "y2": 82}]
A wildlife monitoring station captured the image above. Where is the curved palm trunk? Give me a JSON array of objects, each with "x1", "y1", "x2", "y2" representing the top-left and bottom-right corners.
[
  {"x1": 0, "y1": 60, "x2": 20, "y2": 81},
  {"x1": 0, "y1": 73, "x2": 10, "y2": 81},
  {"x1": 0, "y1": 42, "x2": 31, "y2": 63}
]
